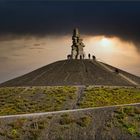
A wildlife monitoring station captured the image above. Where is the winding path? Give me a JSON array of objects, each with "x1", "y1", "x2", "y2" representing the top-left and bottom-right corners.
[{"x1": 72, "y1": 85, "x2": 86, "y2": 109}]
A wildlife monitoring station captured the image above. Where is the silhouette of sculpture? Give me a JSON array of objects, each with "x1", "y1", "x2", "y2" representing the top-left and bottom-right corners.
[{"x1": 71, "y1": 28, "x2": 85, "y2": 59}]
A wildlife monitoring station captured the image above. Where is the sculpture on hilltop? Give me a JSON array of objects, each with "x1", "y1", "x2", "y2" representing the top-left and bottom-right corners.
[{"x1": 71, "y1": 28, "x2": 85, "y2": 59}]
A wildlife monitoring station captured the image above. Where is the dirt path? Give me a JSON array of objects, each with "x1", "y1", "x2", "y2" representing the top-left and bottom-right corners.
[
  {"x1": 95, "y1": 60, "x2": 138, "y2": 86},
  {"x1": 118, "y1": 73, "x2": 138, "y2": 85},
  {"x1": 0, "y1": 103, "x2": 139, "y2": 119},
  {"x1": 72, "y1": 85, "x2": 86, "y2": 109}
]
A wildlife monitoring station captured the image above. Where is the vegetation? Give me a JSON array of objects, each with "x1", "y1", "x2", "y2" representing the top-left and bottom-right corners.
[
  {"x1": 0, "y1": 105, "x2": 139, "y2": 139},
  {"x1": 59, "y1": 114, "x2": 74, "y2": 125},
  {"x1": 0, "y1": 113, "x2": 92, "y2": 139},
  {"x1": 59, "y1": 113, "x2": 92, "y2": 127},
  {"x1": 76, "y1": 116, "x2": 92, "y2": 127},
  {"x1": 0, "y1": 117, "x2": 49, "y2": 139},
  {"x1": 78, "y1": 87, "x2": 140, "y2": 108},
  {"x1": 0, "y1": 86, "x2": 77, "y2": 115},
  {"x1": 0, "y1": 86, "x2": 140, "y2": 115},
  {"x1": 114, "y1": 106, "x2": 140, "y2": 136}
]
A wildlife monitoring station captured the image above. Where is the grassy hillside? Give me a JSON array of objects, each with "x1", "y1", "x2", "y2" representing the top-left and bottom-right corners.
[
  {"x1": 78, "y1": 87, "x2": 140, "y2": 108},
  {"x1": 0, "y1": 86, "x2": 77, "y2": 115},
  {"x1": 0, "y1": 86, "x2": 140, "y2": 115},
  {"x1": 0, "y1": 105, "x2": 139, "y2": 140}
]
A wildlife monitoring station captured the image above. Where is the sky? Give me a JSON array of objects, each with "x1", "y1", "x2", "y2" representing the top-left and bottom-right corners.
[{"x1": 0, "y1": 0, "x2": 140, "y2": 83}]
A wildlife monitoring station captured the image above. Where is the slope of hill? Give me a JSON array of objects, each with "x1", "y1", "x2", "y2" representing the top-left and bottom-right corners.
[
  {"x1": 102, "y1": 62, "x2": 140, "y2": 84},
  {"x1": 0, "y1": 86, "x2": 140, "y2": 116},
  {"x1": 0, "y1": 104, "x2": 140, "y2": 140},
  {"x1": 0, "y1": 60, "x2": 140, "y2": 87}
]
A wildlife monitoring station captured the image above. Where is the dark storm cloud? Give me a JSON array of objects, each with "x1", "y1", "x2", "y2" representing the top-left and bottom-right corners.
[{"x1": 1, "y1": 0, "x2": 140, "y2": 47}]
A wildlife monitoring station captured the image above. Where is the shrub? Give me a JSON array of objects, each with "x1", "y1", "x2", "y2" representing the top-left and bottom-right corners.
[
  {"x1": 76, "y1": 116, "x2": 92, "y2": 127},
  {"x1": 123, "y1": 107, "x2": 134, "y2": 116},
  {"x1": 59, "y1": 114, "x2": 74, "y2": 125},
  {"x1": 134, "y1": 107, "x2": 140, "y2": 114},
  {"x1": 11, "y1": 129, "x2": 19, "y2": 138},
  {"x1": 114, "y1": 106, "x2": 140, "y2": 136}
]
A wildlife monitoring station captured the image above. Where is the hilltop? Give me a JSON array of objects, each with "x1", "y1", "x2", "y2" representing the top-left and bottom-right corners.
[{"x1": 0, "y1": 59, "x2": 140, "y2": 87}]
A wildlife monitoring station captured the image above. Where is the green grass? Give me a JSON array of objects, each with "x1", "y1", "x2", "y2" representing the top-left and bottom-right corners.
[
  {"x1": 0, "y1": 113, "x2": 92, "y2": 139},
  {"x1": 0, "y1": 86, "x2": 140, "y2": 116},
  {"x1": 76, "y1": 116, "x2": 92, "y2": 127},
  {"x1": 59, "y1": 114, "x2": 74, "y2": 125},
  {"x1": 78, "y1": 87, "x2": 140, "y2": 108},
  {"x1": 0, "y1": 106, "x2": 139, "y2": 139},
  {"x1": 59, "y1": 113, "x2": 92, "y2": 127},
  {"x1": 0, "y1": 117, "x2": 49, "y2": 139},
  {"x1": 0, "y1": 86, "x2": 77, "y2": 115},
  {"x1": 114, "y1": 106, "x2": 140, "y2": 136}
]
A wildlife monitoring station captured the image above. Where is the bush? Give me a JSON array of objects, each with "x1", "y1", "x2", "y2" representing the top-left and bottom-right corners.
[
  {"x1": 76, "y1": 116, "x2": 92, "y2": 127},
  {"x1": 134, "y1": 107, "x2": 140, "y2": 114},
  {"x1": 59, "y1": 114, "x2": 74, "y2": 125},
  {"x1": 115, "y1": 106, "x2": 140, "y2": 136}
]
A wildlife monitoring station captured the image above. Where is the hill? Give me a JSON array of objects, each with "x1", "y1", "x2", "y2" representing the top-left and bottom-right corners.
[{"x1": 0, "y1": 59, "x2": 140, "y2": 87}]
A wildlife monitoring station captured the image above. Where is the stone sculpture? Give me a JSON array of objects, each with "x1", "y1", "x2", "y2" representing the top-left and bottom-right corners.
[{"x1": 71, "y1": 28, "x2": 85, "y2": 59}]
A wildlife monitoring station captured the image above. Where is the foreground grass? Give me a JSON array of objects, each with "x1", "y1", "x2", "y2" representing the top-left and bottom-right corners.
[
  {"x1": 0, "y1": 113, "x2": 93, "y2": 140},
  {"x1": 0, "y1": 106, "x2": 139, "y2": 140},
  {"x1": 0, "y1": 86, "x2": 140, "y2": 116},
  {"x1": 78, "y1": 87, "x2": 140, "y2": 108},
  {"x1": 114, "y1": 106, "x2": 140, "y2": 137},
  {"x1": 0, "y1": 86, "x2": 77, "y2": 115}
]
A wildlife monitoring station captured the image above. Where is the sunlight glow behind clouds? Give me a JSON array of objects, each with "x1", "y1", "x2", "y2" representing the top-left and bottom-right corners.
[
  {"x1": 0, "y1": 35, "x2": 140, "y2": 83},
  {"x1": 100, "y1": 37, "x2": 112, "y2": 47},
  {"x1": 84, "y1": 35, "x2": 140, "y2": 76}
]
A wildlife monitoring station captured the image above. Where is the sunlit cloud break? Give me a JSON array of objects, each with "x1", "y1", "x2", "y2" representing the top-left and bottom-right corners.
[{"x1": 0, "y1": 34, "x2": 140, "y2": 83}]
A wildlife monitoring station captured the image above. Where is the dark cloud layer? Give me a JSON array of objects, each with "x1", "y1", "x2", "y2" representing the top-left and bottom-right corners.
[{"x1": 1, "y1": 1, "x2": 140, "y2": 47}]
